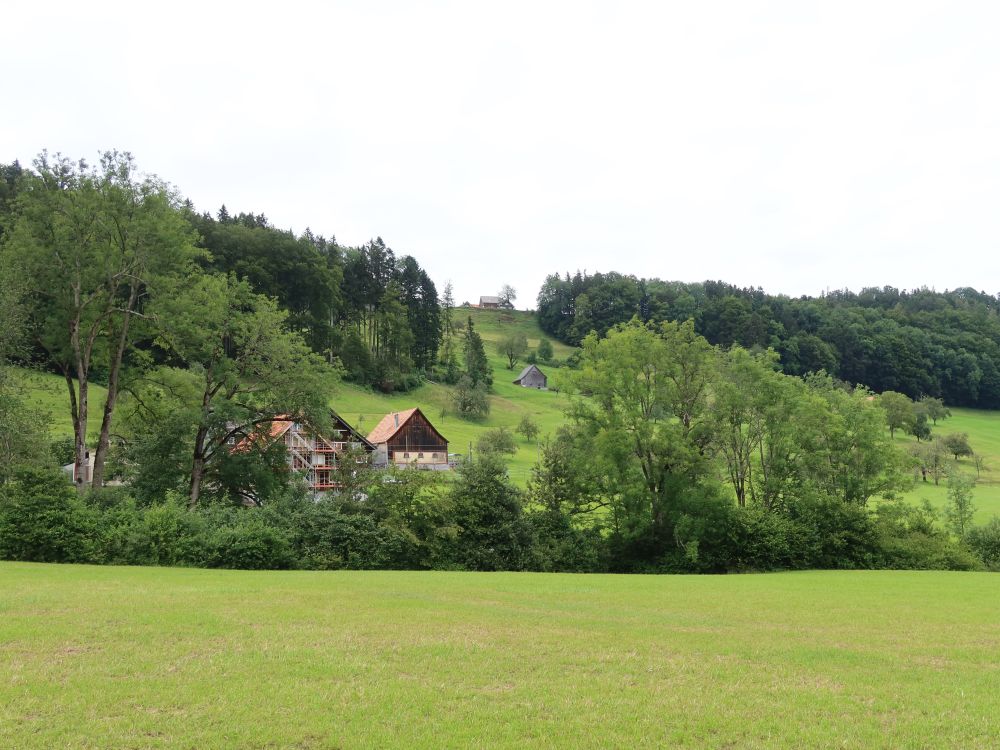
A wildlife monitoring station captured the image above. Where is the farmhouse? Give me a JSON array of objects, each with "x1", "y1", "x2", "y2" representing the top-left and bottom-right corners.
[
  {"x1": 513, "y1": 364, "x2": 547, "y2": 389},
  {"x1": 237, "y1": 410, "x2": 374, "y2": 492},
  {"x1": 367, "y1": 407, "x2": 450, "y2": 470},
  {"x1": 479, "y1": 295, "x2": 501, "y2": 309}
]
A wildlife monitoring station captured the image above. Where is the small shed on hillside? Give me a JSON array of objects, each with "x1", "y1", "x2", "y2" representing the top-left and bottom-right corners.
[
  {"x1": 367, "y1": 407, "x2": 450, "y2": 470},
  {"x1": 513, "y1": 364, "x2": 547, "y2": 389}
]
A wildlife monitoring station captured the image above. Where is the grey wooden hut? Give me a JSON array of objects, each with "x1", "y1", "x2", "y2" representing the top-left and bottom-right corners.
[{"x1": 513, "y1": 364, "x2": 547, "y2": 389}]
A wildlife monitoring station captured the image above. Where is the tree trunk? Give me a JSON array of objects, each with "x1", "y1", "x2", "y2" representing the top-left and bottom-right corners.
[
  {"x1": 189, "y1": 443, "x2": 206, "y2": 509},
  {"x1": 63, "y1": 367, "x2": 87, "y2": 491},
  {"x1": 69, "y1": 309, "x2": 91, "y2": 493},
  {"x1": 92, "y1": 285, "x2": 139, "y2": 489}
]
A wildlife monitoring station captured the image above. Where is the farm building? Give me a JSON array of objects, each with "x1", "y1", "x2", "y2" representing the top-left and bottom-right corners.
[
  {"x1": 236, "y1": 410, "x2": 374, "y2": 492},
  {"x1": 513, "y1": 364, "x2": 547, "y2": 389},
  {"x1": 367, "y1": 408, "x2": 451, "y2": 470},
  {"x1": 479, "y1": 295, "x2": 501, "y2": 309}
]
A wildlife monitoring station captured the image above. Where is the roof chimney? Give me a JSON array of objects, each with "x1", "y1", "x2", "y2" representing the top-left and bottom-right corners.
[{"x1": 394, "y1": 413, "x2": 399, "y2": 427}]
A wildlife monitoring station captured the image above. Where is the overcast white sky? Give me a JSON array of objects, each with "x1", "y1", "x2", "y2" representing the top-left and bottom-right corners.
[{"x1": 3, "y1": 1, "x2": 999, "y2": 307}]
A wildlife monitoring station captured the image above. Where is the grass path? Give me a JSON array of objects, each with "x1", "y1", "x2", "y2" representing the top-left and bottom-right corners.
[{"x1": 1, "y1": 563, "x2": 999, "y2": 748}]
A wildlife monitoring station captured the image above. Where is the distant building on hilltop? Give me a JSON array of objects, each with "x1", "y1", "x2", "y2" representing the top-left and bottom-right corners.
[
  {"x1": 513, "y1": 364, "x2": 547, "y2": 389},
  {"x1": 367, "y1": 407, "x2": 451, "y2": 470},
  {"x1": 479, "y1": 295, "x2": 501, "y2": 309}
]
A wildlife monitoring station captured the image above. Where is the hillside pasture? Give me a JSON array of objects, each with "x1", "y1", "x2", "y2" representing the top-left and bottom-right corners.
[
  {"x1": 7, "y1": 368, "x2": 108, "y2": 441},
  {"x1": 331, "y1": 307, "x2": 576, "y2": 484},
  {"x1": 1, "y1": 563, "x2": 998, "y2": 748},
  {"x1": 895, "y1": 407, "x2": 1000, "y2": 523}
]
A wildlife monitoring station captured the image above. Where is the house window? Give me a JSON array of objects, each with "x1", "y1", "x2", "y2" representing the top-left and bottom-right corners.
[
  {"x1": 418, "y1": 452, "x2": 424, "y2": 458},
  {"x1": 226, "y1": 437, "x2": 236, "y2": 446}
]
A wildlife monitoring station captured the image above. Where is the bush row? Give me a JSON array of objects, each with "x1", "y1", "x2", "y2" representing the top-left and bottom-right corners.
[{"x1": 1, "y1": 466, "x2": 996, "y2": 573}]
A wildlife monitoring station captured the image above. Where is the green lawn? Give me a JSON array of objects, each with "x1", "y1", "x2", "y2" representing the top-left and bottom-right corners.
[{"x1": 1, "y1": 563, "x2": 998, "y2": 748}]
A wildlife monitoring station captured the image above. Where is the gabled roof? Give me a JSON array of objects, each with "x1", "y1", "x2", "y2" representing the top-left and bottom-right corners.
[
  {"x1": 236, "y1": 411, "x2": 374, "y2": 452},
  {"x1": 367, "y1": 408, "x2": 418, "y2": 444},
  {"x1": 479, "y1": 295, "x2": 501, "y2": 304},
  {"x1": 330, "y1": 408, "x2": 376, "y2": 450},
  {"x1": 234, "y1": 416, "x2": 294, "y2": 452},
  {"x1": 367, "y1": 407, "x2": 447, "y2": 446},
  {"x1": 513, "y1": 364, "x2": 546, "y2": 383}
]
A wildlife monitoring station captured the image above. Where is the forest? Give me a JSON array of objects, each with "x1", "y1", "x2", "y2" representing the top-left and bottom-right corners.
[
  {"x1": 537, "y1": 272, "x2": 1000, "y2": 407},
  {"x1": 2, "y1": 152, "x2": 1000, "y2": 574}
]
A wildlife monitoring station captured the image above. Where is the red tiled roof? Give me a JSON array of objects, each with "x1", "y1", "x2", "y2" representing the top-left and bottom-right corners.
[
  {"x1": 234, "y1": 417, "x2": 293, "y2": 451},
  {"x1": 367, "y1": 408, "x2": 419, "y2": 445}
]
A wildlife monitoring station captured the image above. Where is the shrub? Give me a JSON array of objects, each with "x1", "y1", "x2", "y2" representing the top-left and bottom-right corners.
[
  {"x1": 0, "y1": 467, "x2": 98, "y2": 563},
  {"x1": 527, "y1": 510, "x2": 606, "y2": 572},
  {"x1": 208, "y1": 515, "x2": 294, "y2": 570},
  {"x1": 134, "y1": 496, "x2": 210, "y2": 567},
  {"x1": 785, "y1": 496, "x2": 881, "y2": 569},
  {"x1": 537, "y1": 339, "x2": 554, "y2": 362},
  {"x1": 966, "y1": 517, "x2": 1000, "y2": 570},
  {"x1": 722, "y1": 505, "x2": 816, "y2": 572},
  {"x1": 477, "y1": 426, "x2": 516, "y2": 456},
  {"x1": 874, "y1": 501, "x2": 981, "y2": 571}
]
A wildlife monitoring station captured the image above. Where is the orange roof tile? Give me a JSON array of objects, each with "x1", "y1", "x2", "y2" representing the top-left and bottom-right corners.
[
  {"x1": 234, "y1": 418, "x2": 293, "y2": 451},
  {"x1": 367, "y1": 408, "x2": 418, "y2": 445}
]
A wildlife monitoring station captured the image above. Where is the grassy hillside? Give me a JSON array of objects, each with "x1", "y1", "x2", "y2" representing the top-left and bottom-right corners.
[
  {"x1": 331, "y1": 307, "x2": 575, "y2": 485},
  {"x1": 13, "y1": 309, "x2": 574, "y2": 484},
  {"x1": 3, "y1": 563, "x2": 999, "y2": 748},
  {"x1": 8, "y1": 369, "x2": 107, "y2": 442},
  {"x1": 894, "y1": 407, "x2": 1000, "y2": 522}
]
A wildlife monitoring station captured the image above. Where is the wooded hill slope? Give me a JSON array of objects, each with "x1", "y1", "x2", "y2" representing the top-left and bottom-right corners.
[{"x1": 538, "y1": 273, "x2": 1000, "y2": 408}]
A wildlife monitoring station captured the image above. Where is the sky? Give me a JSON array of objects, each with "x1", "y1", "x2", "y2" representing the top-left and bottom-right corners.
[{"x1": 3, "y1": 1, "x2": 999, "y2": 308}]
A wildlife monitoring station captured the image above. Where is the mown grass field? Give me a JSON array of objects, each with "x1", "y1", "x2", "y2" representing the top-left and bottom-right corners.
[{"x1": 1, "y1": 563, "x2": 999, "y2": 748}]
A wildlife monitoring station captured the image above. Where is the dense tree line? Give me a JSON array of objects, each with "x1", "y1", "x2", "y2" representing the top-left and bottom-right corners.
[
  {"x1": 537, "y1": 272, "x2": 1000, "y2": 407},
  {"x1": 1, "y1": 156, "x2": 444, "y2": 397},
  {"x1": 189, "y1": 210, "x2": 441, "y2": 392}
]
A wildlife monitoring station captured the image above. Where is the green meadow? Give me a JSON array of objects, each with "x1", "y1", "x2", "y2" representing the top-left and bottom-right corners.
[
  {"x1": 894, "y1": 407, "x2": 1000, "y2": 523},
  {"x1": 1, "y1": 563, "x2": 998, "y2": 748},
  {"x1": 330, "y1": 307, "x2": 576, "y2": 484}
]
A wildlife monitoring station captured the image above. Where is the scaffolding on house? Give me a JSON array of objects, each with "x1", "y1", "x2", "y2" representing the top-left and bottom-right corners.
[{"x1": 283, "y1": 425, "x2": 350, "y2": 491}]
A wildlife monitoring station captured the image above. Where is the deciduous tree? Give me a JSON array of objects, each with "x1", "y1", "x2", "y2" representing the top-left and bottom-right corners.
[
  {"x1": 516, "y1": 414, "x2": 539, "y2": 443},
  {"x1": 149, "y1": 274, "x2": 338, "y2": 507},
  {"x1": 942, "y1": 432, "x2": 973, "y2": 462},
  {"x1": 497, "y1": 333, "x2": 528, "y2": 370},
  {"x1": 3, "y1": 152, "x2": 199, "y2": 489},
  {"x1": 878, "y1": 391, "x2": 913, "y2": 439}
]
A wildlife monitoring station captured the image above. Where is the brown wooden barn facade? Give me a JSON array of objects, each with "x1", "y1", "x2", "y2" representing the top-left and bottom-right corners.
[{"x1": 367, "y1": 408, "x2": 451, "y2": 470}]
